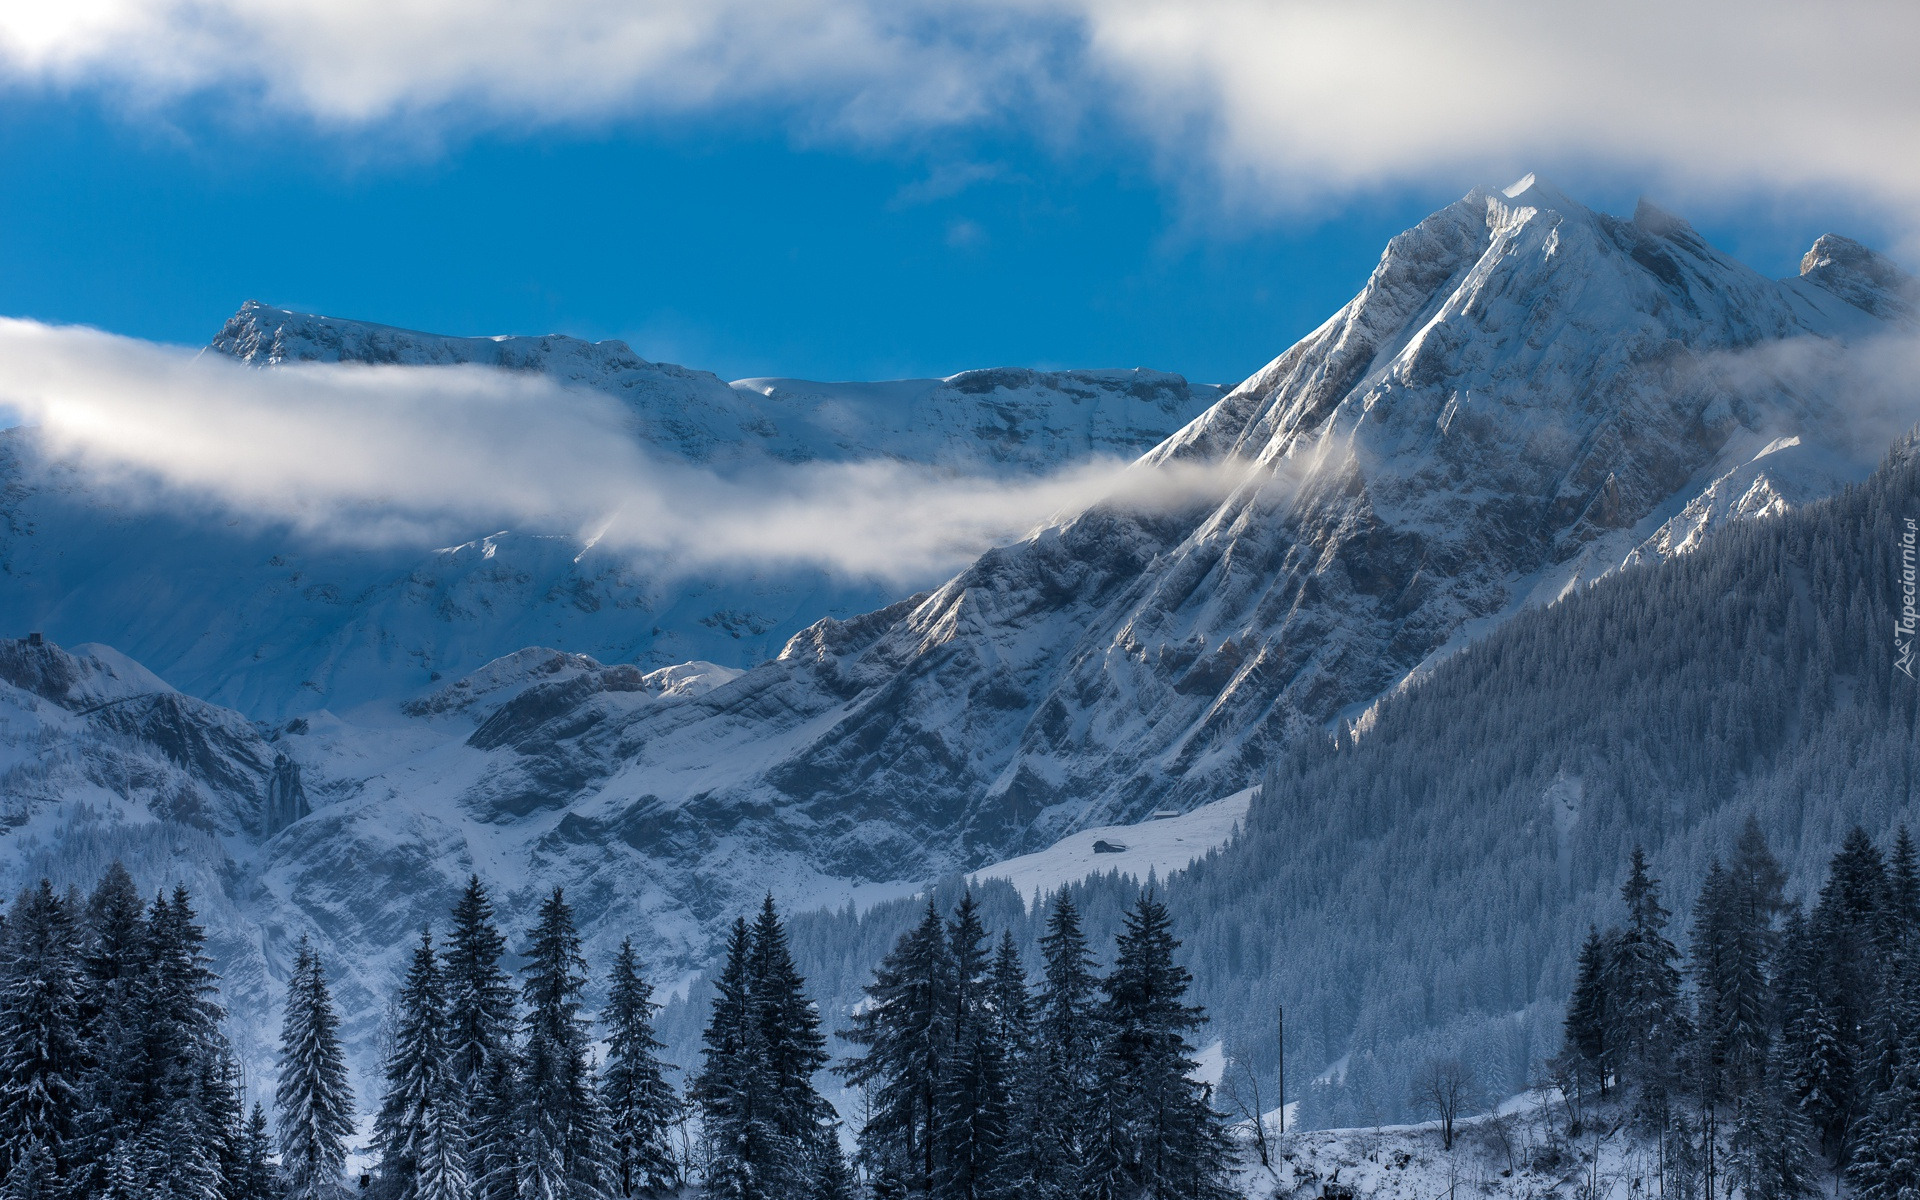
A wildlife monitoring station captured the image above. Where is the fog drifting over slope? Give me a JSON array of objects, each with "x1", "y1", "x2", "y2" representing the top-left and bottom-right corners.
[{"x1": 0, "y1": 318, "x2": 1253, "y2": 583}]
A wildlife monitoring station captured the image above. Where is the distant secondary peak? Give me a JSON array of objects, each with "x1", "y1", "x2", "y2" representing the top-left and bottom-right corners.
[
  {"x1": 1799, "y1": 233, "x2": 1916, "y2": 322},
  {"x1": 1631, "y1": 198, "x2": 1694, "y2": 238}
]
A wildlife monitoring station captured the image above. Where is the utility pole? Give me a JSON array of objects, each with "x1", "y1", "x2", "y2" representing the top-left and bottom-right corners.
[{"x1": 1277, "y1": 1004, "x2": 1286, "y2": 1135}]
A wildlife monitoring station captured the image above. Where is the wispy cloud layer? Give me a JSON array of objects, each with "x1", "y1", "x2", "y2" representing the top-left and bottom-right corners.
[
  {"x1": 1, "y1": 1, "x2": 1915, "y2": 214},
  {"x1": 0, "y1": 319, "x2": 1248, "y2": 582}
]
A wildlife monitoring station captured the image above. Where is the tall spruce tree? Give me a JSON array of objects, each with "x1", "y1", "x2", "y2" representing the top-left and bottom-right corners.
[
  {"x1": 841, "y1": 899, "x2": 955, "y2": 1196},
  {"x1": 516, "y1": 888, "x2": 607, "y2": 1200},
  {"x1": 236, "y1": 1102, "x2": 281, "y2": 1200},
  {"x1": 1804, "y1": 828, "x2": 1888, "y2": 1160},
  {"x1": 276, "y1": 937, "x2": 355, "y2": 1200},
  {"x1": 1610, "y1": 848, "x2": 1684, "y2": 1099},
  {"x1": 1030, "y1": 894, "x2": 1099, "y2": 1200},
  {"x1": 933, "y1": 894, "x2": 1006, "y2": 1200},
  {"x1": 1081, "y1": 893, "x2": 1233, "y2": 1200},
  {"x1": 1846, "y1": 1057, "x2": 1920, "y2": 1200},
  {"x1": 444, "y1": 878, "x2": 519, "y2": 1200},
  {"x1": 0, "y1": 880, "x2": 82, "y2": 1186},
  {"x1": 143, "y1": 886, "x2": 244, "y2": 1200},
  {"x1": 983, "y1": 931, "x2": 1035, "y2": 1199},
  {"x1": 695, "y1": 918, "x2": 789, "y2": 1200},
  {"x1": 1731, "y1": 1046, "x2": 1819, "y2": 1200},
  {"x1": 749, "y1": 897, "x2": 832, "y2": 1158},
  {"x1": 71, "y1": 862, "x2": 150, "y2": 1194},
  {"x1": 1563, "y1": 926, "x2": 1615, "y2": 1097},
  {"x1": 373, "y1": 928, "x2": 460, "y2": 1200},
  {"x1": 445, "y1": 878, "x2": 516, "y2": 1089},
  {"x1": 600, "y1": 938, "x2": 679, "y2": 1199}
]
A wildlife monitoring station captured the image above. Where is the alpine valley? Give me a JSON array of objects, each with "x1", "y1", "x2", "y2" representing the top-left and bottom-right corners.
[{"x1": 3, "y1": 176, "x2": 1917, "y2": 1128}]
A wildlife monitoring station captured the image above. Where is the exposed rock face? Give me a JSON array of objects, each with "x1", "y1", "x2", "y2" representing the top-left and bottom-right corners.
[{"x1": 263, "y1": 753, "x2": 310, "y2": 838}]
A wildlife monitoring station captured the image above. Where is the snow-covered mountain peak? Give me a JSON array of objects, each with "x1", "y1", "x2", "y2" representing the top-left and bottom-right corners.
[
  {"x1": 0, "y1": 636, "x2": 176, "y2": 711},
  {"x1": 1797, "y1": 233, "x2": 1916, "y2": 321},
  {"x1": 213, "y1": 299, "x2": 653, "y2": 374}
]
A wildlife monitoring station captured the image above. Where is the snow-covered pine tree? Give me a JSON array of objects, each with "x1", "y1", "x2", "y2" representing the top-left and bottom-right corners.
[
  {"x1": 236, "y1": 1102, "x2": 281, "y2": 1200},
  {"x1": 1729, "y1": 815, "x2": 1791, "y2": 949},
  {"x1": 0, "y1": 879, "x2": 82, "y2": 1186},
  {"x1": 466, "y1": 1053, "x2": 521, "y2": 1200},
  {"x1": 1731, "y1": 1045, "x2": 1819, "y2": 1200},
  {"x1": 1028, "y1": 894, "x2": 1098, "y2": 1200},
  {"x1": 983, "y1": 931, "x2": 1035, "y2": 1199},
  {"x1": 840, "y1": 899, "x2": 955, "y2": 1196},
  {"x1": 1804, "y1": 828, "x2": 1888, "y2": 1160},
  {"x1": 1609, "y1": 848, "x2": 1684, "y2": 1099},
  {"x1": 1562, "y1": 926, "x2": 1614, "y2": 1099},
  {"x1": 374, "y1": 927, "x2": 461, "y2": 1200},
  {"x1": 69, "y1": 862, "x2": 150, "y2": 1195},
  {"x1": 747, "y1": 897, "x2": 839, "y2": 1198},
  {"x1": 812, "y1": 1127, "x2": 856, "y2": 1200},
  {"x1": 1889, "y1": 827, "x2": 1920, "y2": 936},
  {"x1": 1081, "y1": 892, "x2": 1233, "y2": 1200},
  {"x1": 276, "y1": 937, "x2": 355, "y2": 1200},
  {"x1": 415, "y1": 1074, "x2": 472, "y2": 1200},
  {"x1": 444, "y1": 877, "x2": 518, "y2": 1200},
  {"x1": 600, "y1": 937, "x2": 679, "y2": 1198},
  {"x1": 932, "y1": 894, "x2": 1007, "y2": 1200},
  {"x1": 748, "y1": 897, "x2": 831, "y2": 1151},
  {"x1": 1846, "y1": 1056, "x2": 1920, "y2": 1200},
  {"x1": 695, "y1": 918, "x2": 789, "y2": 1200},
  {"x1": 445, "y1": 877, "x2": 517, "y2": 1093},
  {"x1": 143, "y1": 886, "x2": 244, "y2": 1200},
  {"x1": 516, "y1": 888, "x2": 607, "y2": 1200}
]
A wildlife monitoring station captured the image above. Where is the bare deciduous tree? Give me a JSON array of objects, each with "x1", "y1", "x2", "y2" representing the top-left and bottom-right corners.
[
  {"x1": 1223, "y1": 1057, "x2": 1272, "y2": 1168},
  {"x1": 1411, "y1": 1056, "x2": 1477, "y2": 1152}
]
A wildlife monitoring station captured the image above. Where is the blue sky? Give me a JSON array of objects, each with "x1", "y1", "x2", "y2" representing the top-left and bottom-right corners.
[{"x1": 0, "y1": 2, "x2": 1912, "y2": 386}]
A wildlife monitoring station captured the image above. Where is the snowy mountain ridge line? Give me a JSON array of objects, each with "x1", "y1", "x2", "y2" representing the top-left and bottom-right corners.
[{"x1": 211, "y1": 299, "x2": 1230, "y2": 475}]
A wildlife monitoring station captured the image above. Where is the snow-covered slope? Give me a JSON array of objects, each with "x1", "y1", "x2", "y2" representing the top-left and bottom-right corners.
[{"x1": 0, "y1": 305, "x2": 1223, "y2": 717}]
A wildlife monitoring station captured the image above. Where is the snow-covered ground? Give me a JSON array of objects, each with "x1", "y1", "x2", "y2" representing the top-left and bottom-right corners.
[
  {"x1": 968, "y1": 787, "x2": 1254, "y2": 904},
  {"x1": 1233, "y1": 1094, "x2": 1835, "y2": 1200}
]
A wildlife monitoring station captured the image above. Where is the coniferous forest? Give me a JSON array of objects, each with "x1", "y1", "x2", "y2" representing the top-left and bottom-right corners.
[
  {"x1": 0, "y1": 870, "x2": 1236, "y2": 1199},
  {"x1": 1554, "y1": 821, "x2": 1920, "y2": 1199},
  {"x1": 16, "y1": 825, "x2": 1920, "y2": 1197}
]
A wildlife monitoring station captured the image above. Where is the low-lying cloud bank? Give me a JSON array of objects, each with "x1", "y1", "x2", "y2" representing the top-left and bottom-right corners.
[
  {"x1": 0, "y1": 318, "x2": 1252, "y2": 583},
  {"x1": 2, "y1": 2, "x2": 1915, "y2": 217}
]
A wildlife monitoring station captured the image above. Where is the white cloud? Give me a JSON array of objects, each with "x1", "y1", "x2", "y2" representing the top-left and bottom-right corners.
[
  {"x1": 0, "y1": 1, "x2": 1914, "y2": 216},
  {"x1": 0, "y1": 318, "x2": 1251, "y2": 582}
]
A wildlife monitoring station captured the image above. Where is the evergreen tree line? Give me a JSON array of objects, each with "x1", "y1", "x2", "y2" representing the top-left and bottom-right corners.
[
  {"x1": 0, "y1": 870, "x2": 682, "y2": 1200},
  {"x1": 4, "y1": 866, "x2": 1237, "y2": 1200},
  {"x1": 836, "y1": 890, "x2": 1234, "y2": 1200},
  {"x1": 1559, "y1": 820, "x2": 1920, "y2": 1199},
  {"x1": 0, "y1": 865, "x2": 267, "y2": 1200}
]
